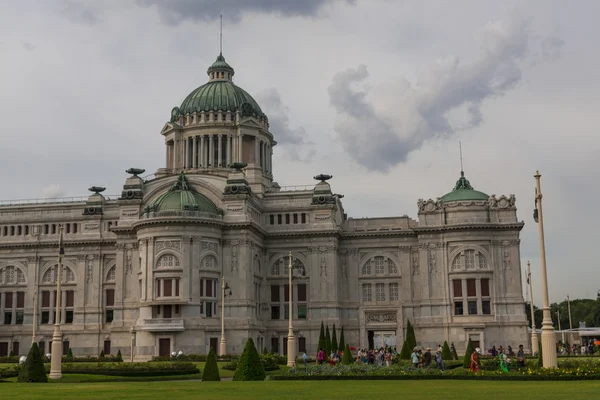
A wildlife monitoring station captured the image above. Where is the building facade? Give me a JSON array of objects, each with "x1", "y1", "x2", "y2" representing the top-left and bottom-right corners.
[{"x1": 0, "y1": 54, "x2": 528, "y2": 359}]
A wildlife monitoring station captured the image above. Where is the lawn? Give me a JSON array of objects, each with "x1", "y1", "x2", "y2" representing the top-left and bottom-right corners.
[{"x1": 1, "y1": 380, "x2": 599, "y2": 400}]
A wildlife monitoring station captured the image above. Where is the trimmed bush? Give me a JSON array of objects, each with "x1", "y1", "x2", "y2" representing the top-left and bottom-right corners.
[
  {"x1": 317, "y1": 321, "x2": 325, "y2": 354},
  {"x1": 0, "y1": 356, "x2": 21, "y2": 364},
  {"x1": 342, "y1": 344, "x2": 353, "y2": 365},
  {"x1": 233, "y1": 338, "x2": 266, "y2": 381},
  {"x1": 202, "y1": 348, "x2": 220, "y2": 381},
  {"x1": 57, "y1": 362, "x2": 198, "y2": 376},
  {"x1": 332, "y1": 324, "x2": 338, "y2": 354},
  {"x1": 537, "y1": 341, "x2": 543, "y2": 368},
  {"x1": 66, "y1": 348, "x2": 74, "y2": 361},
  {"x1": 338, "y1": 327, "x2": 345, "y2": 352},
  {"x1": 405, "y1": 320, "x2": 417, "y2": 350},
  {"x1": 451, "y1": 343, "x2": 458, "y2": 360},
  {"x1": 259, "y1": 354, "x2": 280, "y2": 371},
  {"x1": 399, "y1": 340, "x2": 411, "y2": 360},
  {"x1": 442, "y1": 341, "x2": 452, "y2": 361},
  {"x1": 325, "y1": 326, "x2": 331, "y2": 357},
  {"x1": 116, "y1": 350, "x2": 123, "y2": 362},
  {"x1": 463, "y1": 339, "x2": 474, "y2": 368},
  {"x1": 17, "y1": 343, "x2": 47, "y2": 383},
  {"x1": 99, "y1": 350, "x2": 105, "y2": 359}
]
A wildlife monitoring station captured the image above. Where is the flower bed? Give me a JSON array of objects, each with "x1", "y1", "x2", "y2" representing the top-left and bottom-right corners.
[
  {"x1": 274, "y1": 363, "x2": 600, "y2": 381},
  {"x1": 53, "y1": 362, "x2": 199, "y2": 376}
]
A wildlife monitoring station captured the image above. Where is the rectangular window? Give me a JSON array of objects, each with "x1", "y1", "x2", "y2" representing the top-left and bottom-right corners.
[
  {"x1": 389, "y1": 283, "x2": 399, "y2": 301},
  {"x1": 277, "y1": 214, "x2": 282, "y2": 224},
  {"x1": 205, "y1": 302, "x2": 213, "y2": 317},
  {"x1": 284, "y1": 284, "x2": 290, "y2": 302},
  {"x1": 301, "y1": 213, "x2": 306, "y2": 223},
  {"x1": 285, "y1": 214, "x2": 290, "y2": 224},
  {"x1": 66, "y1": 291, "x2": 74, "y2": 307},
  {"x1": 5, "y1": 293, "x2": 12, "y2": 309},
  {"x1": 17, "y1": 292, "x2": 25, "y2": 308},
  {"x1": 17, "y1": 226, "x2": 22, "y2": 235},
  {"x1": 453, "y1": 279, "x2": 462, "y2": 298},
  {"x1": 271, "y1": 285, "x2": 280, "y2": 302},
  {"x1": 293, "y1": 213, "x2": 298, "y2": 224},
  {"x1": 376, "y1": 283, "x2": 385, "y2": 301},
  {"x1": 481, "y1": 279, "x2": 490, "y2": 297},
  {"x1": 106, "y1": 289, "x2": 115, "y2": 307},
  {"x1": 454, "y1": 301, "x2": 464, "y2": 315},
  {"x1": 284, "y1": 305, "x2": 290, "y2": 319},
  {"x1": 16, "y1": 311, "x2": 24, "y2": 324},
  {"x1": 466, "y1": 279, "x2": 476, "y2": 297},
  {"x1": 362, "y1": 284, "x2": 372, "y2": 302},
  {"x1": 271, "y1": 306, "x2": 280, "y2": 320},
  {"x1": 24, "y1": 226, "x2": 29, "y2": 235},
  {"x1": 42, "y1": 291, "x2": 50, "y2": 307},
  {"x1": 65, "y1": 311, "x2": 73, "y2": 324},
  {"x1": 105, "y1": 309, "x2": 114, "y2": 323},
  {"x1": 175, "y1": 279, "x2": 180, "y2": 297},
  {"x1": 156, "y1": 280, "x2": 161, "y2": 297},
  {"x1": 62, "y1": 341, "x2": 70, "y2": 356},
  {"x1": 44, "y1": 225, "x2": 49, "y2": 235},
  {"x1": 41, "y1": 311, "x2": 49, "y2": 324},
  {"x1": 73, "y1": 223, "x2": 78, "y2": 233},
  {"x1": 297, "y1": 304, "x2": 307, "y2": 319},
  {"x1": 38, "y1": 341, "x2": 45, "y2": 354},
  {"x1": 482, "y1": 300, "x2": 491, "y2": 315},
  {"x1": 200, "y1": 279, "x2": 204, "y2": 297},
  {"x1": 468, "y1": 300, "x2": 477, "y2": 315},
  {"x1": 298, "y1": 337, "x2": 306, "y2": 353},
  {"x1": 269, "y1": 215, "x2": 274, "y2": 225},
  {"x1": 164, "y1": 279, "x2": 172, "y2": 297},
  {"x1": 12, "y1": 342, "x2": 19, "y2": 356},
  {"x1": 297, "y1": 284, "x2": 307, "y2": 302},
  {"x1": 4, "y1": 313, "x2": 11, "y2": 325},
  {"x1": 205, "y1": 280, "x2": 212, "y2": 297},
  {"x1": 103, "y1": 340, "x2": 111, "y2": 355}
]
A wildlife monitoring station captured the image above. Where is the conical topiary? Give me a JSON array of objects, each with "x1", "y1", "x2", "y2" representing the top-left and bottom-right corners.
[
  {"x1": 116, "y1": 349, "x2": 123, "y2": 362},
  {"x1": 342, "y1": 344, "x2": 354, "y2": 365},
  {"x1": 451, "y1": 343, "x2": 458, "y2": 360},
  {"x1": 331, "y1": 324, "x2": 338, "y2": 354},
  {"x1": 463, "y1": 339, "x2": 474, "y2": 368},
  {"x1": 338, "y1": 327, "x2": 345, "y2": 352},
  {"x1": 399, "y1": 339, "x2": 411, "y2": 360},
  {"x1": 202, "y1": 348, "x2": 221, "y2": 381},
  {"x1": 233, "y1": 338, "x2": 266, "y2": 381},
  {"x1": 66, "y1": 348, "x2": 74, "y2": 360},
  {"x1": 442, "y1": 341, "x2": 452, "y2": 361},
  {"x1": 317, "y1": 321, "x2": 325, "y2": 353},
  {"x1": 325, "y1": 326, "x2": 331, "y2": 357},
  {"x1": 262, "y1": 347, "x2": 268, "y2": 355},
  {"x1": 17, "y1": 343, "x2": 47, "y2": 383},
  {"x1": 405, "y1": 320, "x2": 417, "y2": 350}
]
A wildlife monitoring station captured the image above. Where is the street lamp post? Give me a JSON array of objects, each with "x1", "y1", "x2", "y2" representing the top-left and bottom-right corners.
[
  {"x1": 527, "y1": 262, "x2": 539, "y2": 355},
  {"x1": 567, "y1": 294, "x2": 574, "y2": 347},
  {"x1": 130, "y1": 327, "x2": 136, "y2": 362},
  {"x1": 287, "y1": 251, "x2": 296, "y2": 367},
  {"x1": 220, "y1": 277, "x2": 231, "y2": 356},
  {"x1": 32, "y1": 289, "x2": 38, "y2": 345},
  {"x1": 49, "y1": 225, "x2": 65, "y2": 379},
  {"x1": 534, "y1": 171, "x2": 557, "y2": 368}
]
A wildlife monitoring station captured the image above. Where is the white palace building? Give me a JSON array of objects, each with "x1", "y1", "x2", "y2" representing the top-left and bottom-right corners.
[{"x1": 0, "y1": 53, "x2": 528, "y2": 359}]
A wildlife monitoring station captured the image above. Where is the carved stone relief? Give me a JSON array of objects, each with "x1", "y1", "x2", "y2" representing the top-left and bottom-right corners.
[
  {"x1": 155, "y1": 240, "x2": 181, "y2": 253},
  {"x1": 365, "y1": 312, "x2": 397, "y2": 323}
]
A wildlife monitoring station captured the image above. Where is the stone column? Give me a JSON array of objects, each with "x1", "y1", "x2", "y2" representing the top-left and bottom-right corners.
[
  {"x1": 226, "y1": 135, "x2": 231, "y2": 166},
  {"x1": 209, "y1": 134, "x2": 214, "y2": 167},
  {"x1": 200, "y1": 136, "x2": 205, "y2": 167},
  {"x1": 254, "y1": 137, "x2": 260, "y2": 165},
  {"x1": 173, "y1": 140, "x2": 178, "y2": 170},
  {"x1": 0, "y1": 293, "x2": 4, "y2": 325},
  {"x1": 218, "y1": 134, "x2": 223, "y2": 167},
  {"x1": 266, "y1": 144, "x2": 270, "y2": 172},
  {"x1": 192, "y1": 136, "x2": 197, "y2": 168},
  {"x1": 237, "y1": 133, "x2": 243, "y2": 162}
]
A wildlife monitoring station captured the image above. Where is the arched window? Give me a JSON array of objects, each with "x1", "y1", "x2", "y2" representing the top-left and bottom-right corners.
[
  {"x1": 0, "y1": 265, "x2": 26, "y2": 285},
  {"x1": 156, "y1": 254, "x2": 180, "y2": 269},
  {"x1": 362, "y1": 256, "x2": 397, "y2": 275},
  {"x1": 105, "y1": 266, "x2": 116, "y2": 282},
  {"x1": 42, "y1": 265, "x2": 75, "y2": 284},
  {"x1": 270, "y1": 256, "x2": 305, "y2": 277},
  {"x1": 200, "y1": 255, "x2": 217, "y2": 269},
  {"x1": 450, "y1": 249, "x2": 489, "y2": 271}
]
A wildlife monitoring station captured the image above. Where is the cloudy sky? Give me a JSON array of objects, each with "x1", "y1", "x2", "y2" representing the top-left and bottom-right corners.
[{"x1": 1, "y1": 0, "x2": 598, "y2": 305}]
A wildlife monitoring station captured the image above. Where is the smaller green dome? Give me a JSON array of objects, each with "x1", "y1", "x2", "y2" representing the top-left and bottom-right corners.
[
  {"x1": 207, "y1": 53, "x2": 234, "y2": 76},
  {"x1": 145, "y1": 173, "x2": 218, "y2": 215},
  {"x1": 440, "y1": 171, "x2": 489, "y2": 202}
]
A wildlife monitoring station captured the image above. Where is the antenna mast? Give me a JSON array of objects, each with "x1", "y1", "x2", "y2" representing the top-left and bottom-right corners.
[
  {"x1": 220, "y1": 14, "x2": 223, "y2": 55},
  {"x1": 459, "y1": 142, "x2": 464, "y2": 173}
]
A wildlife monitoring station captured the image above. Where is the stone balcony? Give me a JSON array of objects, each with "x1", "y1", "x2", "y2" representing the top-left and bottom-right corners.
[{"x1": 139, "y1": 318, "x2": 185, "y2": 332}]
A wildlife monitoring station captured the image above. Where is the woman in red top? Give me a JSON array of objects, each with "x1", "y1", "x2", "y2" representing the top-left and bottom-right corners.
[{"x1": 470, "y1": 350, "x2": 479, "y2": 372}]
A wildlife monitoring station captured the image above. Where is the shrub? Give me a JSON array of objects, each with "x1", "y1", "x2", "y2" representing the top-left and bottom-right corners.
[
  {"x1": 399, "y1": 340, "x2": 411, "y2": 360},
  {"x1": 149, "y1": 354, "x2": 208, "y2": 362},
  {"x1": 260, "y1": 354, "x2": 280, "y2": 371},
  {"x1": 202, "y1": 348, "x2": 220, "y2": 381},
  {"x1": 17, "y1": 343, "x2": 47, "y2": 383},
  {"x1": 262, "y1": 347, "x2": 268, "y2": 355},
  {"x1": 0, "y1": 356, "x2": 21, "y2": 364},
  {"x1": 317, "y1": 321, "x2": 325, "y2": 354},
  {"x1": 325, "y1": 326, "x2": 331, "y2": 357},
  {"x1": 116, "y1": 350, "x2": 123, "y2": 362},
  {"x1": 342, "y1": 344, "x2": 353, "y2": 365},
  {"x1": 442, "y1": 341, "x2": 452, "y2": 361},
  {"x1": 332, "y1": 325, "x2": 338, "y2": 355},
  {"x1": 405, "y1": 320, "x2": 417, "y2": 350},
  {"x1": 9, "y1": 350, "x2": 15, "y2": 357},
  {"x1": 451, "y1": 343, "x2": 458, "y2": 360},
  {"x1": 57, "y1": 362, "x2": 198, "y2": 376},
  {"x1": 338, "y1": 327, "x2": 345, "y2": 352},
  {"x1": 463, "y1": 339, "x2": 474, "y2": 368},
  {"x1": 99, "y1": 350, "x2": 105, "y2": 359},
  {"x1": 537, "y1": 341, "x2": 543, "y2": 368},
  {"x1": 222, "y1": 361, "x2": 237, "y2": 371},
  {"x1": 66, "y1": 348, "x2": 74, "y2": 361},
  {"x1": 233, "y1": 338, "x2": 266, "y2": 381}
]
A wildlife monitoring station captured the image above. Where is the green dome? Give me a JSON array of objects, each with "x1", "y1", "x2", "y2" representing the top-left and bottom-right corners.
[
  {"x1": 144, "y1": 173, "x2": 219, "y2": 215},
  {"x1": 440, "y1": 171, "x2": 489, "y2": 202},
  {"x1": 170, "y1": 54, "x2": 265, "y2": 122}
]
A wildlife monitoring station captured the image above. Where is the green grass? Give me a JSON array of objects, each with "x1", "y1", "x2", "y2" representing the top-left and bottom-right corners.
[{"x1": 1, "y1": 381, "x2": 599, "y2": 399}]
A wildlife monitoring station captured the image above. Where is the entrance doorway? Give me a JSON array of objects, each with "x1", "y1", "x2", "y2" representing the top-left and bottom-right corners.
[
  {"x1": 469, "y1": 334, "x2": 481, "y2": 350},
  {"x1": 271, "y1": 337, "x2": 279, "y2": 354},
  {"x1": 159, "y1": 338, "x2": 171, "y2": 357},
  {"x1": 209, "y1": 338, "x2": 218, "y2": 354},
  {"x1": 0, "y1": 342, "x2": 7, "y2": 357}
]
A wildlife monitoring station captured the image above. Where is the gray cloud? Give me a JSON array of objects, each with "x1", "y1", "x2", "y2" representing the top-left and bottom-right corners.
[
  {"x1": 329, "y1": 17, "x2": 563, "y2": 172},
  {"x1": 22, "y1": 42, "x2": 35, "y2": 51},
  {"x1": 58, "y1": 0, "x2": 102, "y2": 24},
  {"x1": 255, "y1": 88, "x2": 316, "y2": 161},
  {"x1": 138, "y1": 0, "x2": 356, "y2": 25}
]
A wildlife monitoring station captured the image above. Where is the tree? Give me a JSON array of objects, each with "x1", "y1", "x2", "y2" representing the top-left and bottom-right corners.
[
  {"x1": 537, "y1": 341, "x2": 543, "y2": 368},
  {"x1": 442, "y1": 341, "x2": 452, "y2": 361},
  {"x1": 116, "y1": 350, "x2": 123, "y2": 362},
  {"x1": 331, "y1": 324, "x2": 338, "y2": 354},
  {"x1": 317, "y1": 321, "x2": 326, "y2": 353},
  {"x1": 405, "y1": 320, "x2": 417, "y2": 350},
  {"x1": 202, "y1": 348, "x2": 221, "y2": 381},
  {"x1": 338, "y1": 327, "x2": 345, "y2": 352},
  {"x1": 325, "y1": 326, "x2": 331, "y2": 357},
  {"x1": 463, "y1": 339, "x2": 473, "y2": 368},
  {"x1": 262, "y1": 347, "x2": 268, "y2": 355},
  {"x1": 17, "y1": 343, "x2": 47, "y2": 383},
  {"x1": 233, "y1": 338, "x2": 266, "y2": 381},
  {"x1": 399, "y1": 340, "x2": 411, "y2": 360},
  {"x1": 66, "y1": 348, "x2": 74, "y2": 361},
  {"x1": 342, "y1": 344, "x2": 354, "y2": 365}
]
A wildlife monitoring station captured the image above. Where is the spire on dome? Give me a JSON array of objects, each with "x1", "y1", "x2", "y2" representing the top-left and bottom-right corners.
[
  {"x1": 453, "y1": 171, "x2": 474, "y2": 191},
  {"x1": 207, "y1": 53, "x2": 235, "y2": 81}
]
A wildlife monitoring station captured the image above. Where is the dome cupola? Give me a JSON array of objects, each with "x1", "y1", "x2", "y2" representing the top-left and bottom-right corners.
[
  {"x1": 440, "y1": 171, "x2": 489, "y2": 202},
  {"x1": 144, "y1": 173, "x2": 219, "y2": 216}
]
